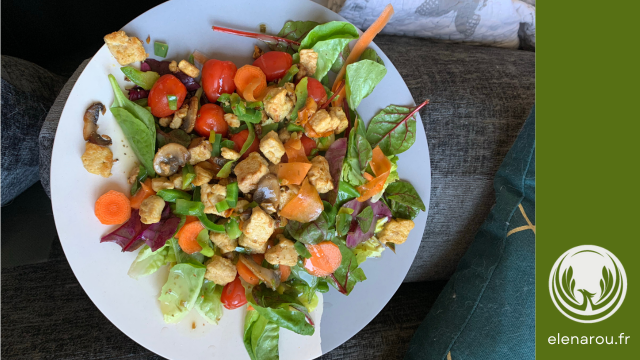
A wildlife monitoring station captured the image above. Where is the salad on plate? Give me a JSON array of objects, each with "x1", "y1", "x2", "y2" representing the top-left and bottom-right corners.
[{"x1": 84, "y1": 4, "x2": 427, "y2": 359}]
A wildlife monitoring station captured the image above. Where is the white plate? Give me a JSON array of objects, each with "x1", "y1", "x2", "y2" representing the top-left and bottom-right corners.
[{"x1": 50, "y1": 0, "x2": 431, "y2": 359}]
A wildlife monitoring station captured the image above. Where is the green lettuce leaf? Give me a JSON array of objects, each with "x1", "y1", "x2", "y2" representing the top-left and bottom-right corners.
[
  {"x1": 158, "y1": 263, "x2": 206, "y2": 323},
  {"x1": 328, "y1": 238, "x2": 367, "y2": 295},
  {"x1": 299, "y1": 22, "x2": 359, "y2": 80},
  {"x1": 366, "y1": 105, "x2": 418, "y2": 156},
  {"x1": 195, "y1": 280, "x2": 223, "y2": 325},
  {"x1": 244, "y1": 310, "x2": 279, "y2": 360},
  {"x1": 127, "y1": 244, "x2": 174, "y2": 279},
  {"x1": 271, "y1": 21, "x2": 320, "y2": 54},
  {"x1": 353, "y1": 237, "x2": 386, "y2": 265},
  {"x1": 359, "y1": 48, "x2": 384, "y2": 66},
  {"x1": 345, "y1": 60, "x2": 387, "y2": 110}
]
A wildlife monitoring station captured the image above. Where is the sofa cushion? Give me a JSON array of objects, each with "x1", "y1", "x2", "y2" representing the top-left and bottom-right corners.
[{"x1": 373, "y1": 35, "x2": 535, "y2": 281}]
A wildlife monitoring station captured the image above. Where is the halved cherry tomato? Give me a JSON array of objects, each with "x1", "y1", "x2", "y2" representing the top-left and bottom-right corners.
[
  {"x1": 221, "y1": 275, "x2": 247, "y2": 310},
  {"x1": 202, "y1": 59, "x2": 237, "y2": 102},
  {"x1": 307, "y1": 77, "x2": 327, "y2": 105},
  {"x1": 230, "y1": 129, "x2": 259, "y2": 160},
  {"x1": 253, "y1": 51, "x2": 293, "y2": 82},
  {"x1": 148, "y1": 74, "x2": 187, "y2": 118},
  {"x1": 195, "y1": 103, "x2": 228, "y2": 138},
  {"x1": 300, "y1": 134, "x2": 316, "y2": 156}
]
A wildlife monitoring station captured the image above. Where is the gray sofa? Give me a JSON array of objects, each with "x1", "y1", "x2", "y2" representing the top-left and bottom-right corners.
[{"x1": 1, "y1": 35, "x2": 534, "y2": 359}]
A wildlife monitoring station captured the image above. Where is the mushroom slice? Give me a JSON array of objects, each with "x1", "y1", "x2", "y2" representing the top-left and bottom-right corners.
[
  {"x1": 239, "y1": 254, "x2": 281, "y2": 290},
  {"x1": 153, "y1": 143, "x2": 191, "y2": 177},
  {"x1": 181, "y1": 96, "x2": 199, "y2": 133},
  {"x1": 253, "y1": 174, "x2": 280, "y2": 211},
  {"x1": 83, "y1": 102, "x2": 112, "y2": 146}
]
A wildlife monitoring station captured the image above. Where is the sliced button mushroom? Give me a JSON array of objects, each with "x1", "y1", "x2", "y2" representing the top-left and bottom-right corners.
[
  {"x1": 239, "y1": 254, "x2": 281, "y2": 290},
  {"x1": 153, "y1": 143, "x2": 191, "y2": 177},
  {"x1": 83, "y1": 102, "x2": 112, "y2": 146},
  {"x1": 181, "y1": 96, "x2": 199, "y2": 133},
  {"x1": 253, "y1": 174, "x2": 280, "y2": 214}
]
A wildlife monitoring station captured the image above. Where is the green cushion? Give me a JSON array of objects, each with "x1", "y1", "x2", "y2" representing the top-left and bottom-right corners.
[{"x1": 405, "y1": 107, "x2": 535, "y2": 360}]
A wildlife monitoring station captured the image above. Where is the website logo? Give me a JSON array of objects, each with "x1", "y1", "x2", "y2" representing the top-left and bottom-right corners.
[{"x1": 549, "y1": 245, "x2": 627, "y2": 323}]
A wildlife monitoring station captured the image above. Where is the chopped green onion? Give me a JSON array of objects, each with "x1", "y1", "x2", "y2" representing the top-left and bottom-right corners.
[
  {"x1": 154, "y1": 41, "x2": 169, "y2": 58},
  {"x1": 226, "y1": 182, "x2": 239, "y2": 208},
  {"x1": 278, "y1": 65, "x2": 299, "y2": 87},
  {"x1": 188, "y1": 53, "x2": 195, "y2": 64},
  {"x1": 220, "y1": 139, "x2": 236, "y2": 149},
  {"x1": 217, "y1": 122, "x2": 255, "y2": 178},
  {"x1": 225, "y1": 219, "x2": 242, "y2": 239},
  {"x1": 156, "y1": 189, "x2": 192, "y2": 202},
  {"x1": 121, "y1": 67, "x2": 159, "y2": 90},
  {"x1": 229, "y1": 123, "x2": 248, "y2": 134},
  {"x1": 167, "y1": 94, "x2": 178, "y2": 111},
  {"x1": 210, "y1": 133, "x2": 222, "y2": 157},
  {"x1": 198, "y1": 214, "x2": 225, "y2": 233},
  {"x1": 182, "y1": 163, "x2": 196, "y2": 189},
  {"x1": 174, "y1": 199, "x2": 205, "y2": 216},
  {"x1": 215, "y1": 200, "x2": 230, "y2": 213},
  {"x1": 245, "y1": 101, "x2": 263, "y2": 109},
  {"x1": 192, "y1": 186, "x2": 201, "y2": 202},
  {"x1": 287, "y1": 123, "x2": 304, "y2": 132}
]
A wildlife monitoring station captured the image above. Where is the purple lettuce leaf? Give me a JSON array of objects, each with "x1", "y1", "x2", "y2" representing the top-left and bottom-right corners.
[
  {"x1": 128, "y1": 86, "x2": 149, "y2": 101},
  {"x1": 143, "y1": 59, "x2": 200, "y2": 91},
  {"x1": 343, "y1": 199, "x2": 392, "y2": 248},
  {"x1": 325, "y1": 138, "x2": 347, "y2": 203},
  {"x1": 136, "y1": 205, "x2": 180, "y2": 251},
  {"x1": 100, "y1": 210, "x2": 145, "y2": 252}
]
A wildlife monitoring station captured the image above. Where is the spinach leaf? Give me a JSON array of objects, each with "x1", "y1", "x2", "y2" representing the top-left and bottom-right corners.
[
  {"x1": 335, "y1": 180, "x2": 360, "y2": 207},
  {"x1": 357, "y1": 205, "x2": 374, "y2": 233},
  {"x1": 110, "y1": 107, "x2": 156, "y2": 176},
  {"x1": 345, "y1": 60, "x2": 387, "y2": 110},
  {"x1": 249, "y1": 303, "x2": 314, "y2": 336},
  {"x1": 120, "y1": 66, "x2": 159, "y2": 90},
  {"x1": 195, "y1": 280, "x2": 223, "y2": 324},
  {"x1": 366, "y1": 105, "x2": 417, "y2": 156},
  {"x1": 158, "y1": 263, "x2": 205, "y2": 323},
  {"x1": 384, "y1": 181, "x2": 425, "y2": 220},
  {"x1": 359, "y1": 48, "x2": 384, "y2": 66},
  {"x1": 328, "y1": 238, "x2": 367, "y2": 295},
  {"x1": 356, "y1": 132, "x2": 372, "y2": 170},
  {"x1": 108, "y1": 75, "x2": 156, "y2": 138},
  {"x1": 336, "y1": 212, "x2": 352, "y2": 237},
  {"x1": 289, "y1": 77, "x2": 308, "y2": 122},
  {"x1": 156, "y1": 128, "x2": 191, "y2": 148},
  {"x1": 271, "y1": 21, "x2": 320, "y2": 53},
  {"x1": 341, "y1": 116, "x2": 367, "y2": 187},
  {"x1": 331, "y1": 43, "x2": 351, "y2": 73},
  {"x1": 244, "y1": 311, "x2": 279, "y2": 360},
  {"x1": 299, "y1": 22, "x2": 358, "y2": 81},
  {"x1": 286, "y1": 210, "x2": 332, "y2": 245}
]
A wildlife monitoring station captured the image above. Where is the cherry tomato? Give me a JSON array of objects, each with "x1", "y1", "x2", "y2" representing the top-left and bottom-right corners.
[
  {"x1": 148, "y1": 74, "x2": 187, "y2": 118},
  {"x1": 253, "y1": 51, "x2": 293, "y2": 82},
  {"x1": 202, "y1": 59, "x2": 237, "y2": 102},
  {"x1": 221, "y1": 275, "x2": 247, "y2": 310},
  {"x1": 231, "y1": 129, "x2": 259, "y2": 159},
  {"x1": 195, "y1": 103, "x2": 228, "y2": 138},
  {"x1": 307, "y1": 77, "x2": 327, "y2": 105},
  {"x1": 300, "y1": 134, "x2": 316, "y2": 156}
]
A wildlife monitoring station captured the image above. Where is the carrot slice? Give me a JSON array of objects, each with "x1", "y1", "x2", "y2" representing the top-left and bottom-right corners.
[
  {"x1": 95, "y1": 190, "x2": 131, "y2": 225},
  {"x1": 279, "y1": 178, "x2": 323, "y2": 223},
  {"x1": 297, "y1": 97, "x2": 317, "y2": 126},
  {"x1": 175, "y1": 216, "x2": 199, "y2": 239},
  {"x1": 284, "y1": 137, "x2": 310, "y2": 163},
  {"x1": 303, "y1": 241, "x2": 342, "y2": 277},
  {"x1": 234, "y1": 65, "x2": 267, "y2": 100},
  {"x1": 332, "y1": 4, "x2": 395, "y2": 105},
  {"x1": 356, "y1": 170, "x2": 389, "y2": 202},
  {"x1": 279, "y1": 265, "x2": 291, "y2": 282},
  {"x1": 243, "y1": 77, "x2": 265, "y2": 101},
  {"x1": 130, "y1": 178, "x2": 155, "y2": 209},
  {"x1": 356, "y1": 146, "x2": 392, "y2": 202},
  {"x1": 278, "y1": 162, "x2": 313, "y2": 186},
  {"x1": 177, "y1": 221, "x2": 204, "y2": 254},
  {"x1": 363, "y1": 172, "x2": 374, "y2": 181},
  {"x1": 237, "y1": 259, "x2": 260, "y2": 285},
  {"x1": 303, "y1": 123, "x2": 333, "y2": 139},
  {"x1": 370, "y1": 146, "x2": 392, "y2": 176}
]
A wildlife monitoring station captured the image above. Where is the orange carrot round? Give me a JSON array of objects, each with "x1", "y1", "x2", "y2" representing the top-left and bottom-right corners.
[
  {"x1": 279, "y1": 265, "x2": 291, "y2": 282},
  {"x1": 177, "y1": 221, "x2": 204, "y2": 254},
  {"x1": 175, "y1": 216, "x2": 199, "y2": 239},
  {"x1": 303, "y1": 241, "x2": 342, "y2": 277},
  {"x1": 234, "y1": 65, "x2": 266, "y2": 100},
  {"x1": 130, "y1": 178, "x2": 155, "y2": 209},
  {"x1": 278, "y1": 162, "x2": 312, "y2": 186},
  {"x1": 95, "y1": 190, "x2": 131, "y2": 225},
  {"x1": 237, "y1": 259, "x2": 260, "y2": 285}
]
